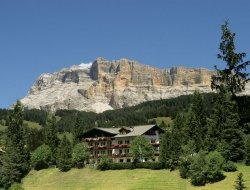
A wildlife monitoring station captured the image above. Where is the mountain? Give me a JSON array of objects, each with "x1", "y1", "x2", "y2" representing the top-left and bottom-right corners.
[{"x1": 20, "y1": 57, "x2": 249, "y2": 113}]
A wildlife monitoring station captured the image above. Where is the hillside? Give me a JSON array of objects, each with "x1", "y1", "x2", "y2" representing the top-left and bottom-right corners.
[{"x1": 22, "y1": 164, "x2": 250, "y2": 190}]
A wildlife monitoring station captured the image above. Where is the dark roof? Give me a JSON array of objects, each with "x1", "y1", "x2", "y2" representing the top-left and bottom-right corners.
[
  {"x1": 115, "y1": 125, "x2": 157, "y2": 138},
  {"x1": 82, "y1": 125, "x2": 163, "y2": 138}
]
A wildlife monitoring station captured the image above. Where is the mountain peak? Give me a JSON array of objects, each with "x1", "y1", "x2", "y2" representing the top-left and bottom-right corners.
[{"x1": 20, "y1": 57, "x2": 245, "y2": 113}]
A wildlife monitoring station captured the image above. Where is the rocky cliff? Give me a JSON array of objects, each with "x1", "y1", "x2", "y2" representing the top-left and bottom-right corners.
[{"x1": 21, "y1": 57, "x2": 248, "y2": 113}]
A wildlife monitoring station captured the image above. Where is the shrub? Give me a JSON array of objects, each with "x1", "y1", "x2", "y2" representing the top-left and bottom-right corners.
[
  {"x1": 223, "y1": 161, "x2": 237, "y2": 172},
  {"x1": 109, "y1": 162, "x2": 135, "y2": 170},
  {"x1": 135, "y1": 162, "x2": 164, "y2": 170},
  {"x1": 9, "y1": 183, "x2": 24, "y2": 190},
  {"x1": 179, "y1": 159, "x2": 191, "y2": 179},
  {"x1": 189, "y1": 151, "x2": 207, "y2": 186},
  {"x1": 97, "y1": 157, "x2": 112, "y2": 171},
  {"x1": 72, "y1": 142, "x2": 90, "y2": 168},
  {"x1": 205, "y1": 151, "x2": 225, "y2": 183},
  {"x1": 31, "y1": 144, "x2": 52, "y2": 170}
]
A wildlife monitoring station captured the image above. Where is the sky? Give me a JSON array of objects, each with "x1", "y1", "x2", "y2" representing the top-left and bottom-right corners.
[{"x1": 1, "y1": 0, "x2": 250, "y2": 108}]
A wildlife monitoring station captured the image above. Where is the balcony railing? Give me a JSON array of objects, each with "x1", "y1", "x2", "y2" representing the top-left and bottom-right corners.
[
  {"x1": 84, "y1": 137, "x2": 111, "y2": 142},
  {"x1": 112, "y1": 153, "x2": 131, "y2": 158},
  {"x1": 111, "y1": 144, "x2": 130, "y2": 148},
  {"x1": 151, "y1": 142, "x2": 160, "y2": 147}
]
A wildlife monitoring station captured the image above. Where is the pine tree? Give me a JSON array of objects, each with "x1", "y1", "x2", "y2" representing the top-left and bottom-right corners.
[
  {"x1": 234, "y1": 172, "x2": 247, "y2": 190},
  {"x1": 211, "y1": 21, "x2": 250, "y2": 96},
  {"x1": 1, "y1": 101, "x2": 30, "y2": 188},
  {"x1": 72, "y1": 114, "x2": 83, "y2": 145},
  {"x1": 56, "y1": 135, "x2": 72, "y2": 172},
  {"x1": 245, "y1": 135, "x2": 250, "y2": 166},
  {"x1": 43, "y1": 113, "x2": 59, "y2": 161},
  {"x1": 206, "y1": 88, "x2": 245, "y2": 161},
  {"x1": 184, "y1": 91, "x2": 206, "y2": 152},
  {"x1": 160, "y1": 114, "x2": 183, "y2": 169}
]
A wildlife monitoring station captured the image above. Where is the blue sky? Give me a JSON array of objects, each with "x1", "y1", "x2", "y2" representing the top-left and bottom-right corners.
[{"x1": 1, "y1": 0, "x2": 250, "y2": 108}]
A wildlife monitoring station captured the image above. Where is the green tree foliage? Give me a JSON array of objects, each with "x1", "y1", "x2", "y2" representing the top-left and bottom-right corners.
[
  {"x1": 159, "y1": 114, "x2": 183, "y2": 169},
  {"x1": 56, "y1": 135, "x2": 72, "y2": 172},
  {"x1": 189, "y1": 151, "x2": 225, "y2": 186},
  {"x1": 189, "y1": 151, "x2": 207, "y2": 186},
  {"x1": 211, "y1": 21, "x2": 250, "y2": 96},
  {"x1": 130, "y1": 136, "x2": 154, "y2": 162},
  {"x1": 97, "y1": 157, "x2": 112, "y2": 171},
  {"x1": 72, "y1": 142, "x2": 90, "y2": 168},
  {"x1": 31, "y1": 144, "x2": 52, "y2": 170},
  {"x1": 206, "y1": 88, "x2": 245, "y2": 161},
  {"x1": 245, "y1": 135, "x2": 250, "y2": 166},
  {"x1": 205, "y1": 151, "x2": 225, "y2": 183},
  {"x1": 43, "y1": 113, "x2": 59, "y2": 160},
  {"x1": 234, "y1": 172, "x2": 247, "y2": 190},
  {"x1": 23, "y1": 127, "x2": 43, "y2": 152},
  {"x1": 72, "y1": 114, "x2": 83, "y2": 145},
  {"x1": 8, "y1": 183, "x2": 24, "y2": 190},
  {"x1": 0, "y1": 101, "x2": 30, "y2": 189},
  {"x1": 24, "y1": 109, "x2": 47, "y2": 126},
  {"x1": 184, "y1": 91, "x2": 207, "y2": 152}
]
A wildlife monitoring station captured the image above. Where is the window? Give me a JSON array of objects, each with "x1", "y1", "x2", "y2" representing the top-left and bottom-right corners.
[
  {"x1": 119, "y1": 159, "x2": 124, "y2": 163},
  {"x1": 125, "y1": 149, "x2": 129, "y2": 154},
  {"x1": 118, "y1": 140, "x2": 123, "y2": 144},
  {"x1": 127, "y1": 159, "x2": 131, "y2": 163},
  {"x1": 125, "y1": 140, "x2": 130, "y2": 144},
  {"x1": 119, "y1": 149, "x2": 123, "y2": 154},
  {"x1": 101, "y1": 150, "x2": 105, "y2": 155},
  {"x1": 108, "y1": 150, "x2": 112, "y2": 155}
]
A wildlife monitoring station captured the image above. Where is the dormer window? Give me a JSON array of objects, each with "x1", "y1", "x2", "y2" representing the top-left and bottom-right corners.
[{"x1": 118, "y1": 127, "x2": 131, "y2": 135}]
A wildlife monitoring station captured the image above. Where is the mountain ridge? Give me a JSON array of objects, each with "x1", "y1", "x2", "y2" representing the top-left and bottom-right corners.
[{"x1": 20, "y1": 57, "x2": 250, "y2": 113}]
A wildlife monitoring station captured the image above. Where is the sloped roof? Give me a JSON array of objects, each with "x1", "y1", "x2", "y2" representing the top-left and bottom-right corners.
[
  {"x1": 97, "y1": 127, "x2": 120, "y2": 135},
  {"x1": 115, "y1": 125, "x2": 156, "y2": 138},
  {"x1": 82, "y1": 125, "x2": 162, "y2": 138}
]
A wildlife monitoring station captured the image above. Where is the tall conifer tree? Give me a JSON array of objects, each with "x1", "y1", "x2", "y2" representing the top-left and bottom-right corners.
[{"x1": 1, "y1": 101, "x2": 30, "y2": 188}]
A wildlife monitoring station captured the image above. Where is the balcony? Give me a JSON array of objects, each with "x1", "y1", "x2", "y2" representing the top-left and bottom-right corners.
[
  {"x1": 84, "y1": 137, "x2": 111, "y2": 142},
  {"x1": 112, "y1": 144, "x2": 130, "y2": 149},
  {"x1": 112, "y1": 153, "x2": 131, "y2": 158},
  {"x1": 151, "y1": 142, "x2": 160, "y2": 147}
]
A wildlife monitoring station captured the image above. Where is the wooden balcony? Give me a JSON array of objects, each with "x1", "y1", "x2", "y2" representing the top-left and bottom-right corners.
[
  {"x1": 84, "y1": 137, "x2": 112, "y2": 142},
  {"x1": 111, "y1": 144, "x2": 130, "y2": 149}
]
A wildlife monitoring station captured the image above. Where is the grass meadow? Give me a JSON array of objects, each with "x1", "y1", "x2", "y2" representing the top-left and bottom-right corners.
[{"x1": 22, "y1": 164, "x2": 250, "y2": 190}]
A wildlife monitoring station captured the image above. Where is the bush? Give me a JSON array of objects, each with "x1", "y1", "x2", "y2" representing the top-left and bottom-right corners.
[
  {"x1": 223, "y1": 161, "x2": 237, "y2": 172},
  {"x1": 9, "y1": 183, "x2": 24, "y2": 190},
  {"x1": 135, "y1": 162, "x2": 164, "y2": 170},
  {"x1": 97, "y1": 157, "x2": 112, "y2": 171},
  {"x1": 97, "y1": 161, "x2": 164, "y2": 170},
  {"x1": 72, "y1": 143, "x2": 90, "y2": 169},
  {"x1": 179, "y1": 159, "x2": 191, "y2": 179},
  {"x1": 205, "y1": 151, "x2": 225, "y2": 183},
  {"x1": 31, "y1": 144, "x2": 52, "y2": 170},
  {"x1": 189, "y1": 151, "x2": 207, "y2": 186},
  {"x1": 109, "y1": 162, "x2": 135, "y2": 170}
]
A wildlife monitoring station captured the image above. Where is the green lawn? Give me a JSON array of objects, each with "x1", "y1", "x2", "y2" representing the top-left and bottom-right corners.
[{"x1": 22, "y1": 164, "x2": 250, "y2": 190}]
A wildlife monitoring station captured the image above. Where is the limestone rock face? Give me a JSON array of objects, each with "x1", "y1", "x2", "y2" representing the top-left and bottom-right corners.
[{"x1": 21, "y1": 57, "x2": 250, "y2": 113}]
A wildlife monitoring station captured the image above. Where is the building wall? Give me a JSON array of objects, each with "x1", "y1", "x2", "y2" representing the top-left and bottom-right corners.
[{"x1": 83, "y1": 128, "x2": 161, "y2": 163}]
